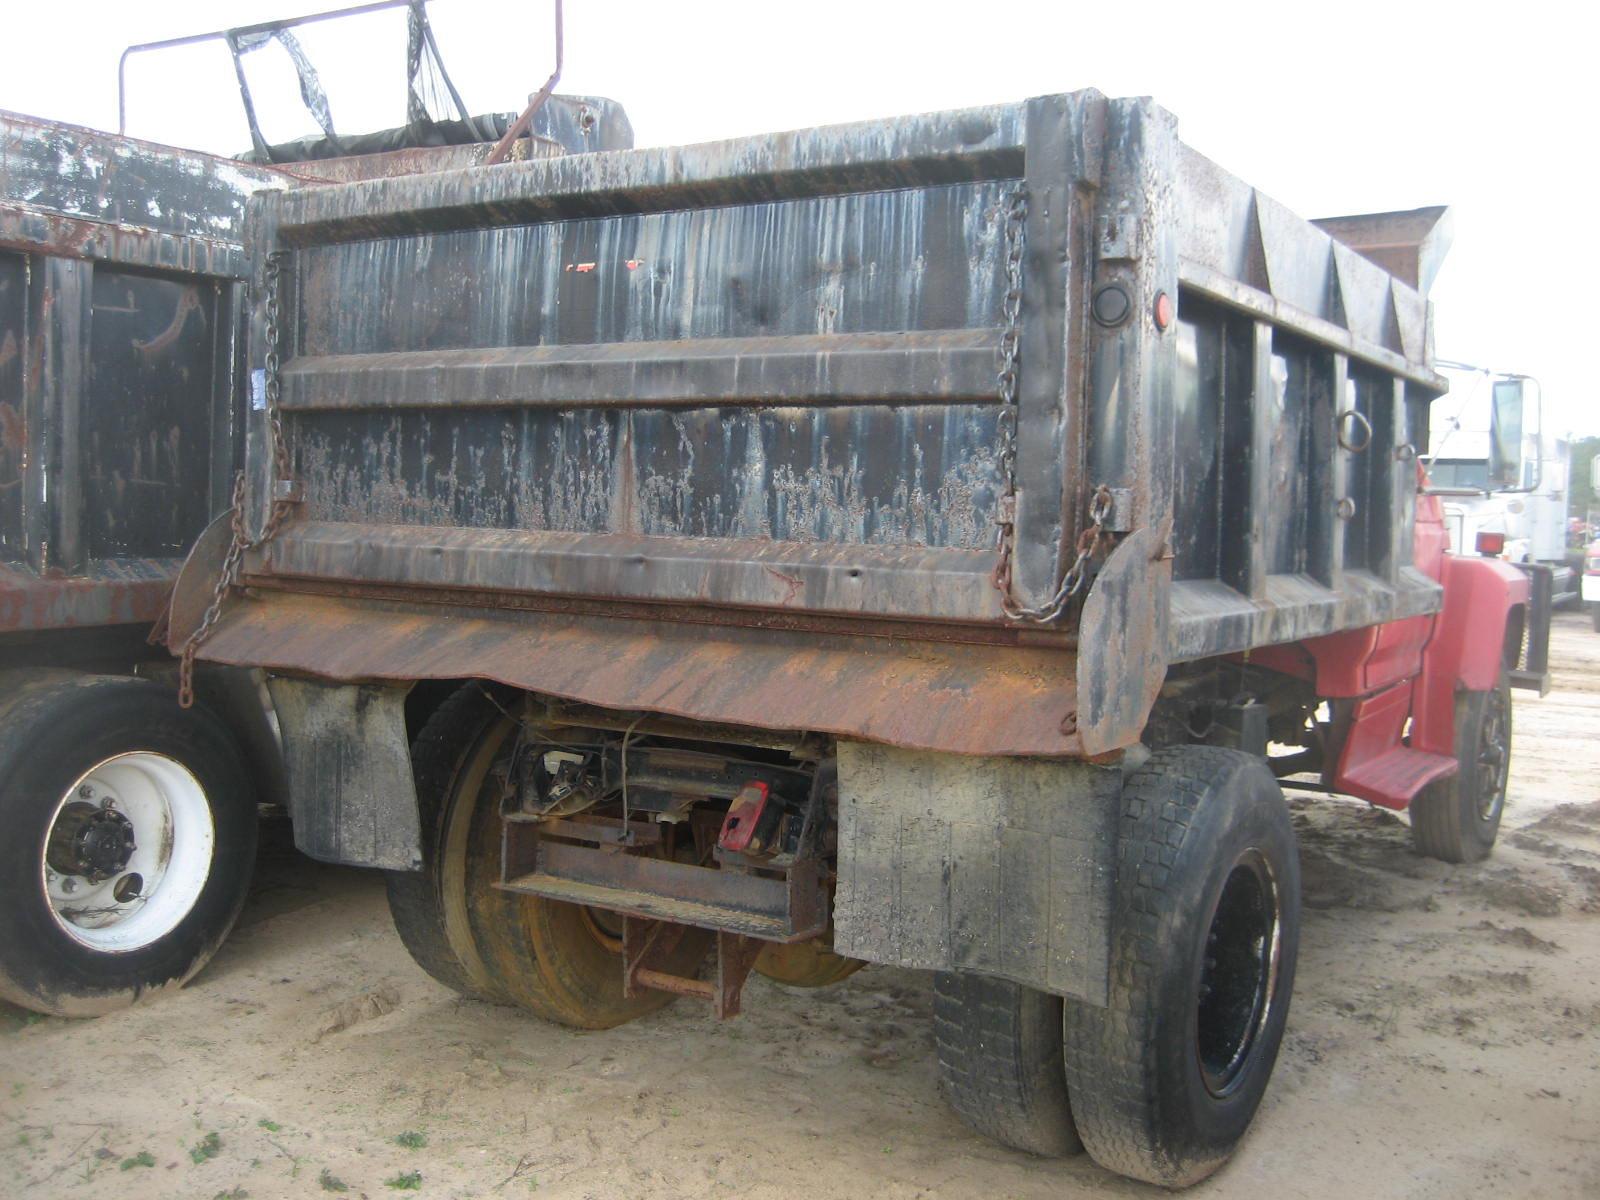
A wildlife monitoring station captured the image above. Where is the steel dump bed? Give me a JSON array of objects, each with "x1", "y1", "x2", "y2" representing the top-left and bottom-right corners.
[
  {"x1": 1, "y1": 111, "x2": 290, "y2": 640},
  {"x1": 189, "y1": 89, "x2": 1446, "y2": 757}
]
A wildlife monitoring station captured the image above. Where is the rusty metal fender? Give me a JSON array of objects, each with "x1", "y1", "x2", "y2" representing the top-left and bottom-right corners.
[
  {"x1": 164, "y1": 511, "x2": 234, "y2": 652},
  {"x1": 1075, "y1": 525, "x2": 1171, "y2": 755}
]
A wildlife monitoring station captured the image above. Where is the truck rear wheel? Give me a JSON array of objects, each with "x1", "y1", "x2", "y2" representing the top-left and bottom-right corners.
[
  {"x1": 386, "y1": 684, "x2": 708, "y2": 1027},
  {"x1": 933, "y1": 972, "x2": 1082, "y2": 1157},
  {"x1": 1409, "y1": 672, "x2": 1511, "y2": 863},
  {"x1": 0, "y1": 674, "x2": 258, "y2": 1017},
  {"x1": 754, "y1": 933, "x2": 865, "y2": 988},
  {"x1": 1063, "y1": 746, "x2": 1299, "y2": 1187},
  {"x1": 385, "y1": 684, "x2": 513, "y2": 1004}
]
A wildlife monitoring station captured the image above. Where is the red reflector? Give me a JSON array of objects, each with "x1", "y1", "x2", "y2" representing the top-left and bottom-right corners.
[
  {"x1": 717, "y1": 781, "x2": 770, "y2": 853},
  {"x1": 1153, "y1": 290, "x2": 1174, "y2": 330},
  {"x1": 1475, "y1": 531, "x2": 1506, "y2": 556}
]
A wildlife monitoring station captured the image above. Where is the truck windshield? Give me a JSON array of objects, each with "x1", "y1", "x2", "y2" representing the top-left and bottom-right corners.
[{"x1": 1427, "y1": 459, "x2": 1491, "y2": 491}]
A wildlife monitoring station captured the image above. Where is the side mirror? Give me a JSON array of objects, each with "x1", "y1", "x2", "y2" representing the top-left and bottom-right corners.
[{"x1": 1488, "y1": 378, "x2": 1527, "y2": 490}]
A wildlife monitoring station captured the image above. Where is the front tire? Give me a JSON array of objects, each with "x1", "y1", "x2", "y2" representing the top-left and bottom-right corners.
[
  {"x1": 1063, "y1": 746, "x2": 1300, "y2": 1187},
  {"x1": 0, "y1": 674, "x2": 258, "y2": 1017},
  {"x1": 1410, "y1": 672, "x2": 1512, "y2": 863}
]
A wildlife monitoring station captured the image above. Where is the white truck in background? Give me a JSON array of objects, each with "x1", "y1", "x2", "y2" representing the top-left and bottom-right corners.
[
  {"x1": 1585, "y1": 456, "x2": 1600, "y2": 632},
  {"x1": 1425, "y1": 366, "x2": 1580, "y2": 609}
]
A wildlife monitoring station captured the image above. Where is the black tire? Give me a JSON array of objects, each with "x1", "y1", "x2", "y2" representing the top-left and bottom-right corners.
[
  {"x1": 0, "y1": 674, "x2": 258, "y2": 1017},
  {"x1": 1410, "y1": 672, "x2": 1512, "y2": 863},
  {"x1": 934, "y1": 972, "x2": 1083, "y2": 1157},
  {"x1": 385, "y1": 684, "x2": 512, "y2": 1003},
  {"x1": 1063, "y1": 746, "x2": 1300, "y2": 1187}
]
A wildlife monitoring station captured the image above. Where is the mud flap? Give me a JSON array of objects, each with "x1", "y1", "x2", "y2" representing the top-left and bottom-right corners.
[
  {"x1": 832, "y1": 742, "x2": 1119, "y2": 1005},
  {"x1": 265, "y1": 676, "x2": 421, "y2": 869}
]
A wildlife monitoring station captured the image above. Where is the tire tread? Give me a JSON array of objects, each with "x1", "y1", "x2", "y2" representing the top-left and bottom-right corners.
[{"x1": 933, "y1": 972, "x2": 1081, "y2": 1157}]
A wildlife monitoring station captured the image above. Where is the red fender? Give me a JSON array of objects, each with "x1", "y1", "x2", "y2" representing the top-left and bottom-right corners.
[
  {"x1": 1249, "y1": 482, "x2": 1526, "y2": 808},
  {"x1": 1409, "y1": 554, "x2": 1528, "y2": 757}
]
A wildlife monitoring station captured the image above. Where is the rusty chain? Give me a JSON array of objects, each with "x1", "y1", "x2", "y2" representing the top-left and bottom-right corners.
[
  {"x1": 178, "y1": 250, "x2": 297, "y2": 708},
  {"x1": 989, "y1": 189, "x2": 1113, "y2": 624}
]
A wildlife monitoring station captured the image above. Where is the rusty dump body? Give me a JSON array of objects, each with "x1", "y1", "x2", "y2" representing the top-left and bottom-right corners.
[
  {"x1": 0, "y1": 97, "x2": 627, "y2": 660},
  {"x1": 0, "y1": 111, "x2": 289, "y2": 655},
  {"x1": 185, "y1": 88, "x2": 1447, "y2": 759}
]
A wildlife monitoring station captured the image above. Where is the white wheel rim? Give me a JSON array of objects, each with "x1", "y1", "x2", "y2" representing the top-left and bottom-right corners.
[{"x1": 41, "y1": 752, "x2": 215, "y2": 953}]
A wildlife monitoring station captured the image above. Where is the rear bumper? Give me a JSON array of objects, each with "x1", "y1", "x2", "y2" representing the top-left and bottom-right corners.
[{"x1": 188, "y1": 588, "x2": 1087, "y2": 758}]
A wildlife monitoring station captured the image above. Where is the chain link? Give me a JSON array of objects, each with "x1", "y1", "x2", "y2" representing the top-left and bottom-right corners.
[
  {"x1": 179, "y1": 250, "x2": 296, "y2": 708},
  {"x1": 988, "y1": 188, "x2": 1113, "y2": 624}
]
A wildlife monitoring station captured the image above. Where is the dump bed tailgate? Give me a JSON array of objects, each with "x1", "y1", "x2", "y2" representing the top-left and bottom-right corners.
[{"x1": 248, "y1": 100, "x2": 1100, "y2": 626}]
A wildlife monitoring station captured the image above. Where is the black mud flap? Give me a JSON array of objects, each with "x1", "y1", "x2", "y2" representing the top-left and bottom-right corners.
[
  {"x1": 265, "y1": 676, "x2": 422, "y2": 869},
  {"x1": 1509, "y1": 563, "x2": 1553, "y2": 696},
  {"x1": 833, "y1": 742, "x2": 1120, "y2": 1006}
]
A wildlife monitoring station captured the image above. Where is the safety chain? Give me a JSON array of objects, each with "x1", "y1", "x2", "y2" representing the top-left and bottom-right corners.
[
  {"x1": 988, "y1": 188, "x2": 1113, "y2": 623},
  {"x1": 179, "y1": 250, "x2": 297, "y2": 708}
]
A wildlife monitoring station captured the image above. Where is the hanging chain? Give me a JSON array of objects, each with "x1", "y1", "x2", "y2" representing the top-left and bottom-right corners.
[
  {"x1": 179, "y1": 250, "x2": 297, "y2": 708},
  {"x1": 989, "y1": 188, "x2": 1114, "y2": 624}
]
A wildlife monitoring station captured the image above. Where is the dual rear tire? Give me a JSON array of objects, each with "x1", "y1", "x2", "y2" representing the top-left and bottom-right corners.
[{"x1": 935, "y1": 746, "x2": 1301, "y2": 1188}]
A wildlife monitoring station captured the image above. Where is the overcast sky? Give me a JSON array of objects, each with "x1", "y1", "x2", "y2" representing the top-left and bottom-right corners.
[{"x1": 4, "y1": 0, "x2": 1592, "y2": 436}]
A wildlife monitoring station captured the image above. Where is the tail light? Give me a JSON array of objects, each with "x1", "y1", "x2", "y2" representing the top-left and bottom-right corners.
[
  {"x1": 1475, "y1": 531, "x2": 1506, "y2": 556},
  {"x1": 717, "y1": 781, "x2": 772, "y2": 853}
]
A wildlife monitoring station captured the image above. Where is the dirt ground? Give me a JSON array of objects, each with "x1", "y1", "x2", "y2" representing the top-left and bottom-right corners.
[{"x1": 3, "y1": 614, "x2": 1598, "y2": 1199}]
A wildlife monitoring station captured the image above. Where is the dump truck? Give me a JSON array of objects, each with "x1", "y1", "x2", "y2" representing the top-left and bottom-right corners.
[
  {"x1": 0, "y1": 109, "x2": 291, "y2": 1016},
  {"x1": 0, "y1": 0, "x2": 629, "y2": 1018},
  {"x1": 162, "y1": 86, "x2": 1540, "y2": 1186}
]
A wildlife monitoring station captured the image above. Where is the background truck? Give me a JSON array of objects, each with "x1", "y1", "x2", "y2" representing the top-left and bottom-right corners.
[
  {"x1": 1424, "y1": 364, "x2": 1577, "y2": 665},
  {"x1": 0, "y1": 0, "x2": 628, "y2": 1018},
  {"x1": 0, "y1": 108, "x2": 291, "y2": 1016},
  {"x1": 164, "y1": 85, "x2": 1543, "y2": 1187}
]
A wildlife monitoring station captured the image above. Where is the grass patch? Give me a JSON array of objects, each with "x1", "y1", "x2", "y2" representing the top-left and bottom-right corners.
[
  {"x1": 319, "y1": 1168, "x2": 349, "y2": 1193},
  {"x1": 385, "y1": 1169, "x2": 423, "y2": 1190},
  {"x1": 257, "y1": 1119, "x2": 282, "y2": 1133},
  {"x1": 394, "y1": 1131, "x2": 427, "y2": 1150},
  {"x1": 190, "y1": 1131, "x2": 223, "y2": 1164},
  {"x1": 121, "y1": 1151, "x2": 157, "y2": 1170}
]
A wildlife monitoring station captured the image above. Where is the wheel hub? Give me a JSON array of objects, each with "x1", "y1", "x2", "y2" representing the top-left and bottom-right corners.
[
  {"x1": 1196, "y1": 851, "x2": 1280, "y2": 1098},
  {"x1": 1475, "y1": 688, "x2": 1510, "y2": 824},
  {"x1": 41, "y1": 752, "x2": 216, "y2": 953},
  {"x1": 47, "y1": 802, "x2": 137, "y2": 883}
]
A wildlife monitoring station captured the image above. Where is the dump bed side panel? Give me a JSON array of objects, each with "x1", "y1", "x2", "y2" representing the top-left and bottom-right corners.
[{"x1": 0, "y1": 112, "x2": 287, "y2": 634}]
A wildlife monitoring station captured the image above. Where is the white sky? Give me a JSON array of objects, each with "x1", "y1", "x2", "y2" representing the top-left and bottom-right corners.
[{"x1": 4, "y1": 0, "x2": 1593, "y2": 434}]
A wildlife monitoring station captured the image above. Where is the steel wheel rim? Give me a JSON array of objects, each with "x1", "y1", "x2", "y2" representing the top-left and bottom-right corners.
[
  {"x1": 41, "y1": 752, "x2": 215, "y2": 953},
  {"x1": 1474, "y1": 687, "x2": 1510, "y2": 825},
  {"x1": 578, "y1": 905, "x2": 625, "y2": 953},
  {"x1": 1196, "y1": 849, "x2": 1281, "y2": 1098}
]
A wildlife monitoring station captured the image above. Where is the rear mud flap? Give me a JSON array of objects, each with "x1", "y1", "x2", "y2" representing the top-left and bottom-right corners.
[
  {"x1": 833, "y1": 742, "x2": 1119, "y2": 1005},
  {"x1": 266, "y1": 676, "x2": 421, "y2": 869}
]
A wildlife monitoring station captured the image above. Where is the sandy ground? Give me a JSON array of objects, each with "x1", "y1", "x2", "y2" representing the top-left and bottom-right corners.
[{"x1": 3, "y1": 613, "x2": 1598, "y2": 1200}]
